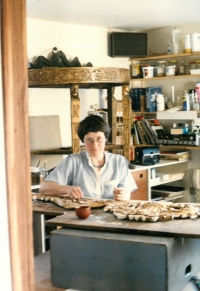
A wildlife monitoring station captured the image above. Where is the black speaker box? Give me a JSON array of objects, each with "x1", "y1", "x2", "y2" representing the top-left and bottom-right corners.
[{"x1": 108, "y1": 32, "x2": 147, "y2": 58}]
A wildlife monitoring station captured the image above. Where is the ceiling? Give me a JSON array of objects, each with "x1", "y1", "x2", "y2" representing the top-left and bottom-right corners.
[{"x1": 26, "y1": 0, "x2": 200, "y2": 31}]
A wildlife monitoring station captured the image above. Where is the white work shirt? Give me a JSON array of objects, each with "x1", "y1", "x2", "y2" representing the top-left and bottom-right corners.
[{"x1": 45, "y1": 151, "x2": 137, "y2": 200}]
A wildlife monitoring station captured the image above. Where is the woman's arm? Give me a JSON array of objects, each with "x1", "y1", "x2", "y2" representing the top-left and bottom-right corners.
[{"x1": 39, "y1": 181, "x2": 83, "y2": 199}]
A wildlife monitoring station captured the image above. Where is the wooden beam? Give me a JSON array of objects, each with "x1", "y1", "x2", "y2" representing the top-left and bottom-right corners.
[{"x1": 1, "y1": 0, "x2": 34, "y2": 290}]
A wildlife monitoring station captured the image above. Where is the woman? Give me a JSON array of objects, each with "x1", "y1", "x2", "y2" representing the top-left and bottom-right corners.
[{"x1": 39, "y1": 115, "x2": 137, "y2": 200}]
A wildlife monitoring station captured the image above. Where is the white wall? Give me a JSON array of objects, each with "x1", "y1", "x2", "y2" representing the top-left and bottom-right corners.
[
  {"x1": 27, "y1": 19, "x2": 130, "y2": 156},
  {"x1": 147, "y1": 24, "x2": 200, "y2": 55}
]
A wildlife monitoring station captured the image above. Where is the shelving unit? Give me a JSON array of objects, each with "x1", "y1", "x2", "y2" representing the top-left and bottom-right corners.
[
  {"x1": 129, "y1": 53, "x2": 200, "y2": 202},
  {"x1": 130, "y1": 52, "x2": 200, "y2": 104},
  {"x1": 130, "y1": 53, "x2": 200, "y2": 148},
  {"x1": 131, "y1": 159, "x2": 189, "y2": 201}
]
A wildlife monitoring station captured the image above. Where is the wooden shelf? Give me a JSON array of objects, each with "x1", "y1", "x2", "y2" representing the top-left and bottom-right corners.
[
  {"x1": 30, "y1": 144, "x2": 124, "y2": 155},
  {"x1": 131, "y1": 144, "x2": 200, "y2": 151},
  {"x1": 132, "y1": 111, "x2": 157, "y2": 115},
  {"x1": 160, "y1": 145, "x2": 200, "y2": 151},
  {"x1": 129, "y1": 52, "x2": 200, "y2": 62},
  {"x1": 132, "y1": 110, "x2": 200, "y2": 115},
  {"x1": 130, "y1": 74, "x2": 200, "y2": 81},
  {"x1": 150, "y1": 175, "x2": 184, "y2": 187}
]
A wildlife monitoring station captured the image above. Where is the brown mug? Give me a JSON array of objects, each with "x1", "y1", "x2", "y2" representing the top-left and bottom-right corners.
[{"x1": 75, "y1": 206, "x2": 91, "y2": 219}]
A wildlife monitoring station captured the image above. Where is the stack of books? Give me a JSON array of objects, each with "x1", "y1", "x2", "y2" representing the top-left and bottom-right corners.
[
  {"x1": 129, "y1": 86, "x2": 162, "y2": 112},
  {"x1": 160, "y1": 149, "x2": 191, "y2": 161},
  {"x1": 132, "y1": 118, "x2": 161, "y2": 145}
]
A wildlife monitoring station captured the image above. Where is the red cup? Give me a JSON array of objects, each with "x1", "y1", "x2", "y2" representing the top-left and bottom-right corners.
[{"x1": 75, "y1": 206, "x2": 91, "y2": 219}]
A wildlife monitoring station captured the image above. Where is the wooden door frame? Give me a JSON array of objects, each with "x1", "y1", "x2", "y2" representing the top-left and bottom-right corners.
[{"x1": 1, "y1": 0, "x2": 34, "y2": 290}]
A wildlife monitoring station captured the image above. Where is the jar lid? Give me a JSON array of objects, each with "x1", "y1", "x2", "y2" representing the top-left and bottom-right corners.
[
  {"x1": 195, "y1": 60, "x2": 200, "y2": 63},
  {"x1": 169, "y1": 60, "x2": 178, "y2": 63},
  {"x1": 132, "y1": 60, "x2": 141, "y2": 64},
  {"x1": 157, "y1": 61, "x2": 166, "y2": 63},
  {"x1": 30, "y1": 167, "x2": 40, "y2": 173},
  {"x1": 141, "y1": 63, "x2": 150, "y2": 67}
]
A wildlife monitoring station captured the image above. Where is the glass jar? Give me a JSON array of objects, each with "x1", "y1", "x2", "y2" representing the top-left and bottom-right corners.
[
  {"x1": 195, "y1": 60, "x2": 200, "y2": 69},
  {"x1": 157, "y1": 61, "x2": 166, "y2": 77},
  {"x1": 179, "y1": 60, "x2": 185, "y2": 75},
  {"x1": 131, "y1": 60, "x2": 142, "y2": 78},
  {"x1": 168, "y1": 60, "x2": 178, "y2": 75},
  {"x1": 184, "y1": 63, "x2": 190, "y2": 75},
  {"x1": 190, "y1": 62, "x2": 196, "y2": 70}
]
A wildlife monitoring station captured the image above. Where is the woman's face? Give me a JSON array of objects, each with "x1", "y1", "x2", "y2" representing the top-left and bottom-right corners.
[{"x1": 84, "y1": 131, "x2": 106, "y2": 157}]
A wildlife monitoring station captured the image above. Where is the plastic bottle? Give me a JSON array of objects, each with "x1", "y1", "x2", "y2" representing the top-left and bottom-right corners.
[
  {"x1": 167, "y1": 43, "x2": 172, "y2": 54},
  {"x1": 182, "y1": 91, "x2": 190, "y2": 111},
  {"x1": 171, "y1": 27, "x2": 183, "y2": 54},
  {"x1": 184, "y1": 34, "x2": 191, "y2": 53},
  {"x1": 193, "y1": 93, "x2": 200, "y2": 110},
  {"x1": 189, "y1": 89, "x2": 195, "y2": 110},
  {"x1": 156, "y1": 94, "x2": 165, "y2": 111},
  {"x1": 195, "y1": 82, "x2": 200, "y2": 102},
  {"x1": 185, "y1": 124, "x2": 190, "y2": 133}
]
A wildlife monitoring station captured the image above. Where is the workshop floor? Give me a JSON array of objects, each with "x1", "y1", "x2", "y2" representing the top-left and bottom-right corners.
[{"x1": 34, "y1": 250, "x2": 200, "y2": 291}]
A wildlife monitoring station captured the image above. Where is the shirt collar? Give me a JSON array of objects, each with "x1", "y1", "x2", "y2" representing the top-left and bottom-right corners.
[{"x1": 85, "y1": 150, "x2": 107, "y2": 166}]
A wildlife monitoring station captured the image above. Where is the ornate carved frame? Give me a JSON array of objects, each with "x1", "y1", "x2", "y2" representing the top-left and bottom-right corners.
[{"x1": 28, "y1": 67, "x2": 131, "y2": 160}]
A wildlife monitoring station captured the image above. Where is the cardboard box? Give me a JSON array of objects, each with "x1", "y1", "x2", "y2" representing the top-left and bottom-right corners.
[{"x1": 51, "y1": 228, "x2": 200, "y2": 291}]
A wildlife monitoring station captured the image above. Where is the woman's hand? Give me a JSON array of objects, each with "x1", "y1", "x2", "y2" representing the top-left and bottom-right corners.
[
  {"x1": 113, "y1": 187, "x2": 128, "y2": 201},
  {"x1": 67, "y1": 186, "x2": 83, "y2": 199}
]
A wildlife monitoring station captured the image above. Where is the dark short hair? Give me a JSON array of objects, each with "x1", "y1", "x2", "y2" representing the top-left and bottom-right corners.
[{"x1": 77, "y1": 115, "x2": 111, "y2": 142}]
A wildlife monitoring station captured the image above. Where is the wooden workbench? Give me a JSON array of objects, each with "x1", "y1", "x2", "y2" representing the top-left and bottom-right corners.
[
  {"x1": 33, "y1": 201, "x2": 200, "y2": 291},
  {"x1": 45, "y1": 207, "x2": 200, "y2": 238},
  {"x1": 32, "y1": 201, "x2": 66, "y2": 215}
]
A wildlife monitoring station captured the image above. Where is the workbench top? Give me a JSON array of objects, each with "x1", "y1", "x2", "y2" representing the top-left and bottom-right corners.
[
  {"x1": 45, "y1": 207, "x2": 200, "y2": 238},
  {"x1": 32, "y1": 201, "x2": 66, "y2": 215}
]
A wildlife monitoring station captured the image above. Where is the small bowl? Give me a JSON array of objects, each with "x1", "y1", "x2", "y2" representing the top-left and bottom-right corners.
[{"x1": 75, "y1": 206, "x2": 91, "y2": 219}]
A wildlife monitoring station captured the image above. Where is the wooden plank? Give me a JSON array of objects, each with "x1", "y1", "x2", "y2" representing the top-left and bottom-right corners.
[
  {"x1": 122, "y1": 84, "x2": 132, "y2": 160},
  {"x1": 1, "y1": 0, "x2": 34, "y2": 291},
  {"x1": 32, "y1": 201, "x2": 66, "y2": 215},
  {"x1": 129, "y1": 52, "x2": 192, "y2": 61},
  {"x1": 70, "y1": 84, "x2": 80, "y2": 154},
  {"x1": 46, "y1": 208, "x2": 200, "y2": 238}
]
